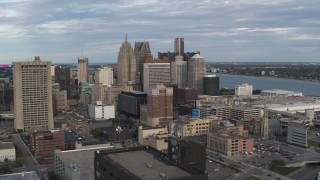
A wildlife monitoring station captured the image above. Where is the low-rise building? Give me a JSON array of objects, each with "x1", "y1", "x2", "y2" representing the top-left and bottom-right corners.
[
  {"x1": 287, "y1": 122, "x2": 308, "y2": 147},
  {"x1": 81, "y1": 120, "x2": 113, "y2": 136},
  {"x1": 88, "y1": 101, "x2": 115, "y2": 120},
  {"x1": 207, "y1": 123, "x2": 253, "y2": 156},
  {"x1": 0, "y1": 171, "x2": 40, "y2": 179},
  {"x1": 172, "y1": 118, "x2": 212, "y2": 137},
  {"x1": 235, "y1": 84, "x2": 253, "y2": 96},
  {"x1": 138, "y1": 126, "x2": 168, "y2": 151},
  {"x1": 30, "y1": 130, "x2": 65, "y2": 163},
  {"x1": 0, "y1": 142, "x2": 15, "y2": 162},
  {"x1": 55, "y1": 146, "x2": 114, "y2": 180},
  {"x1": 94, "y1": 147, "x2": 208, "y2": 180},
  {"x1": 118, "y1": 91, "x2": 147, "y2": 118}
]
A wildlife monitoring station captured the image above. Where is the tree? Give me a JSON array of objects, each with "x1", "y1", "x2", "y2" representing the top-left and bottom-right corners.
[
  {"x1": 4, "y1": 158, "x2": 8, "y2": 163},
  {"x1": 91, "y1": 128, "x2": 102, "y2": 139},
  {"x1": 48, "y1": 171, "x2": 57, "y2": 180},
  {"x1": 16, "y1": 157, "x2": 23, "y2": 167}
]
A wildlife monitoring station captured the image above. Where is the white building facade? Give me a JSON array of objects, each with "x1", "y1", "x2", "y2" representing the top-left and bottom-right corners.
[
  {"x1": 0, "y1": 142, "x2": 16, "y2": 162},
  {"x1": 88, "y1": 101, "x2": 115, "y2": 120},
  {"x1": 287, "y1": 123, "x2": 307, "y2": 147},
  {"x1": 235, "y1": 84, "x2": 253, "y2": 96}
]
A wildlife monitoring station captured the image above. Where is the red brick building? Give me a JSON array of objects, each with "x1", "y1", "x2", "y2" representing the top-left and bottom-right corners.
[
  {"x1": 140, "y1": 84, "x2": 173, "y2": 127},
  {"x1": 30, "y1": 130, "x2": 65, "y2": 163}
]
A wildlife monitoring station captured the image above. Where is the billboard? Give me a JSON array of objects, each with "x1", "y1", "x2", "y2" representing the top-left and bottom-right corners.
[{"x1": 192, "y1": 109, "x2": 200, "y2": 117}]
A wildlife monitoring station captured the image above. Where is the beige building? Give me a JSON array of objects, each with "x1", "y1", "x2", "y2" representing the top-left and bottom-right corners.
[
  {"x1": 13, "y1": 57, "x2": 54, "y2": 132},
  {"x1": 207, "y1": 123, "x2": 253, "y2": 156},
  {"x1": 172, "y1": 118, "x2": 212, "y2": 137},
  {"x1": 170, "y1": 56, "x2": 188, "y2": 88},
  {"x1": 117, "y1": 36, "x2": 136, "y2": 85},
  {"x1": 143, "y1": 62, "x2": 171, "y2": 92},
  {"x1": 91, "y1": 84, "x2": 133, "y2": 105},
  {"x1": 94, "y1": 67, "x2": 113, "y2": 85},
  {"x1": 77, "y1": 56, "x2": 88, "y2": 83},
  {"x1": 230, "y1": 106, "x2": 260, "y2": 120},
  {"x1": 53, "y1": 89, "x2": 68, "y2": 113},
  {"x1": 138, "y1": 126, "x2": 168, "y2": 151}
]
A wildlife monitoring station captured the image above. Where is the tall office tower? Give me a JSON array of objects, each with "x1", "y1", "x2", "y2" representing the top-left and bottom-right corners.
[
  {"x1": 187, "y1": 54, "x2": 206, "y2": 94},
  {"x1": 140, "y1": 84, "x2": 173, "y2": 127},
  {"x1": 261, "y1": 103, "x2": 269, "y2": 139},
  {"x1": 174, "y1": 38, "x2": 184, "y2": 56},
  {"x1": 134, "y1": 41, "x2": 150, "y2": 84},
  {"x1": 203, "y1": 75, "x2": 220, "y2": 96},
  {"x1": 77, "y1": 56, "x2": 88, "y2": 83},
  {"x1": 235, "y1": 83, "x2": 253, "y2": 96},
  {"x1": 0, "y1": 78, "x2": 11, "y2": 111},
  {"x1": 94, "y1": 66, "x2": 113, "y2": 86},
  {"x1": 54, "y1": 66, "x2": 71, "y2": 99},
  {"x1": 117, "y1": 35, "x2": 136, "y2": 85},
  {"x1": 13, "y1": 57, "x2": 54, "y2": 132},
  {"x1": 143, "y1": 53, "x2": 171, "y2": 92},
  {"x1": 171, "y1": 55, "x2": 188, "y2": 88}
]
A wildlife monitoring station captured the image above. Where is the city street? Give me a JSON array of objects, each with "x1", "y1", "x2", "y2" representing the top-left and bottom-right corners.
[{"x1": 12, "y1": 134, "x2": 48, "y2": 179}]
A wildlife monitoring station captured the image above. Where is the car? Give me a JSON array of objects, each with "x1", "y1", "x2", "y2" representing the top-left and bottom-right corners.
[
  {"x1": 208, "y1": 160, "x2": 213, "y2": 163},
  {"x1": 267, "y1": 174, "x2": 272, "y2": 177}
]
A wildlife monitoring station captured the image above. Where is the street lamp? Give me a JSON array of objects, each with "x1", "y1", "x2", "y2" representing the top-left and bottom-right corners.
[{"x1": 115, "y1": 126, "x2": 122, "y2": 143}]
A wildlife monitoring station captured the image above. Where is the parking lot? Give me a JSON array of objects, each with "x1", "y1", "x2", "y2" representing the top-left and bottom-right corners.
[{"x1": 206, "y1": 158, "x2": 238, "y2": 180}]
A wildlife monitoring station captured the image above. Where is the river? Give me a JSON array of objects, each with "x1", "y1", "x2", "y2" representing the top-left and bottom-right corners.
[{"x1": 217, "y1": 73, "x2": 320, "y2": 97}]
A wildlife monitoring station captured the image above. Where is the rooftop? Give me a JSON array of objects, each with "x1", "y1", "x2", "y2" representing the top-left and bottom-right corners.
[
  {"x1": 0, "y1": 142, "x2": 14, "y2": 150},
  {"x1": 55, "y1": 146, "x2": 115, "y2": 179},
  {"x1": 107, "y1": 150, "x2": 190, "y2": 180},
  {"x1": 0, "y1": 171, "x2": 39, "y2": 180}
]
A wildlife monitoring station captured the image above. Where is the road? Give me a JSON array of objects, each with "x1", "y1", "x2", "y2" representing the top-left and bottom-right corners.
[{"x1": 12, "y1": 134, "x2": 47, "y2": 179}]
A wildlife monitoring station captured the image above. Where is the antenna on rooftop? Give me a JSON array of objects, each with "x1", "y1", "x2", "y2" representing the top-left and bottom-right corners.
[{"x1": 125, "y1": 34, "x2": 128, "y2": 43}]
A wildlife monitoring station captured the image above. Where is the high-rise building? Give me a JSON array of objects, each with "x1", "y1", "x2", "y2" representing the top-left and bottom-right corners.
[
  {"x1": 171, "y1": 56, "x2": 188, "y2": 88},
  {"x1": 13, "y1": 57, "x2": 54, "y2": 132},
  {"x1": 140, "y1": 84, "x2": 173, "y2": 127},
  {"x1": 261, "y1": 103, "x2": 269, "y2": 139},
  {"x1": 143, "y1": 54, "x2": 171, "y2": 92},
  {"x1": 94, "y1": 66, "x2": 113, "y2": 85},
  {"x1": 117, "y1": 35, "x2": 136, "y2": 85},
  {"x1": 77, "y1": 56, "x2": 88, "y2": 83},
  {"x1": 174, "y1": 38, "x2": 184, "y2": 56},
  {"x1": 188, "y1": 54, "x2": 206, "y2": 94},
  {"x1": 0, "y1": 78, "x2": 11, "y2": 111},
  {"x1": 134, "y1": 41, "x2": 150, "y2": 85},
  {"x1": 54, "y1": 66, "x2": 71, "y2": 99},
  {"x1": 203, "y1": 75, "x2": 220, "y2": 96}
]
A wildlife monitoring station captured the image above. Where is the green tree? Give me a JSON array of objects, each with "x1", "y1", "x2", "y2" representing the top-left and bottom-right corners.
[
  {"x1": 48, "y1": 171, "x2": 57, "y2": 180},
  {"x1": 16, "y1": 157, "x2": 23, "y2": 167},
  {"x1": 91, "y1": 128, "x2": 102, "y2": 138}
]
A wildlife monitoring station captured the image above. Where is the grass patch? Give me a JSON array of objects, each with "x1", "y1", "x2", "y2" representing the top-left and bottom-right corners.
[
  {"x1": 308, "y1": 139, "x2": 320, "y2": 147},
  {"x1": 268, "y1": 160, "x2": 300, "y2": 176},
  {"x1": 245, "y1": 176, "x2": 261, "y2": 180}
]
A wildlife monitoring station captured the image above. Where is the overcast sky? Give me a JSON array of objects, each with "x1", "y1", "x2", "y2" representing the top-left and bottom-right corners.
[{"x1": 0, "y1": 0, "x2": 319, "y2": 64}]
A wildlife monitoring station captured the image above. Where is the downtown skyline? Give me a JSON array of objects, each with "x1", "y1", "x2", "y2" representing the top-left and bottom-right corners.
[{"x1": 0, "y1": 0, "x2": 320, "y2": 64}]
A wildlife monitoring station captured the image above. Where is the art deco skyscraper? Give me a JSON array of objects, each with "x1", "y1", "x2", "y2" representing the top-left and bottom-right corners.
[
  {"x1": 171, "y1": 55, "x2": 188, "y2": 88},
  {"x1": 134, "y1": 41, "x2": 150, "y2": 84},
  {"x1": 78, "y1": 56, "x2": 88, "y2": 83},
  {"x1": 13, "y1": 56, "x2": 54, "y2": 132},
  {"x1": 117, "y1": 35, "x2": 136, "y2": 85}
]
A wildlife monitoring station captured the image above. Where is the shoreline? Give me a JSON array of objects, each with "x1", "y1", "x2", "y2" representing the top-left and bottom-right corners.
[{"x1": 216, "y1": 73, "x2": 320, "y2": 84}]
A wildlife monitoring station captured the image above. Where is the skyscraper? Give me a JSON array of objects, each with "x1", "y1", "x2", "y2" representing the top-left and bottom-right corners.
[
  {"x1": 77, "y1": 56, "x2": 88, "y2": 83},
  {"x1": 174, "y1": 38, "x2": 184, "y2": 56},
  {"x1": 94, "y1": 66, "x2": 113, "y2": 86},
  {"x1": 261, "y1": 103, "x2": 269, "y2": 139},
  {"x1": 188, "y1": 54, "x2": 206, "y2": 93},
  {"x1": 134, "y1": 41, "x2": 150, "y2": 84},
  {"x1": 117, "y1": 35, "x2": 136, "y2": 85},
  {"x1": 140, "y1": 84, "x2": 173, "y2": 127},
  {"x1": 13, "y1": 56, "x2": 54, "y2": 132},
  {"x1": 171, "y1": 55, "x2": 188, "y2": 88},
  {"x1": 54, "y1": 66, "x2": 71, "y2": 99},
  {"x1": 203, "y1": 75, "x2": 220, "y2": 96}
]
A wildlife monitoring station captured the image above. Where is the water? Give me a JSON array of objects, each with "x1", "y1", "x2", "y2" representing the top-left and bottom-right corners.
[{"x1": 217, "y1": 73, "x2": 320, "y2": 97}]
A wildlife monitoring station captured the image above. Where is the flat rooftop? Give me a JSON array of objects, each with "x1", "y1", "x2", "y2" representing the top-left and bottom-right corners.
[
  {"x1": 0, "y1": 171, "x2": 39, "y2": 180},
  {"x1": 107, "y1": 150, "x2": 190, "y2": 180},
  {"x1": 0, "y1": 142, "x2": 14, "y2": 150}
]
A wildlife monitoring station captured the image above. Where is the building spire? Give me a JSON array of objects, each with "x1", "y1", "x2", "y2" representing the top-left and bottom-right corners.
[{"x1": 125, "y1": 34, "x2": 128, "y2": 43}]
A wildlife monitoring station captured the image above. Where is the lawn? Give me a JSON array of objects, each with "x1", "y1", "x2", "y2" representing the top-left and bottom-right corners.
[
  {"x1": 308, "y1": 139, "x2": 320, "y2": 147},
  {"x1": 244, "y1": 176, "x2": 261, "y2": 180},
  {"x1": 268, "y1": 160, "x2": 300, "y2": 176}
]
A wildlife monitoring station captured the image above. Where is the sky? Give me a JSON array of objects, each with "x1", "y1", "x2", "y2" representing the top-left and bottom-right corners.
[{"x1": 0, "y1": 0, "x2": 319, "y2": 64}]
